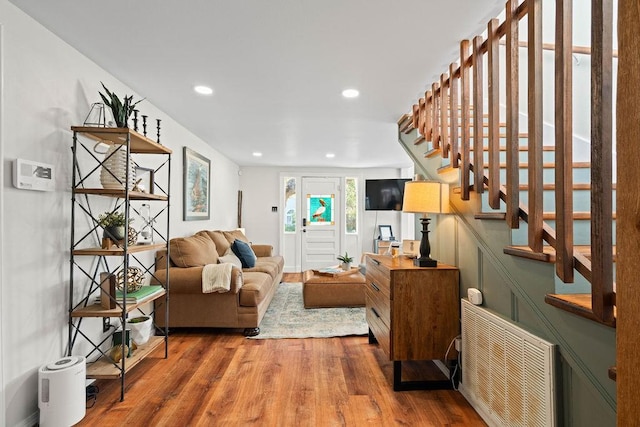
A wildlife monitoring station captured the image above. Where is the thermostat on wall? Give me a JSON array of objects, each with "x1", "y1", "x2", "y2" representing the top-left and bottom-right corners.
[{"x1": 13, "y1": 158, "x2": 55, "y2": 191}]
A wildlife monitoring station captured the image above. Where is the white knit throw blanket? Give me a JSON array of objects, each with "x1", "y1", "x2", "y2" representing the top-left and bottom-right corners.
[{"x1": 201, "y1": 263, "x2": 232, "y2": 293}]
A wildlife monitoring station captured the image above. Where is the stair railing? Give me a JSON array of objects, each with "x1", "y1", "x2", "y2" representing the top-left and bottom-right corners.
[{"x1": 398, "y1": 0, "x2": 616, "y2": 326}]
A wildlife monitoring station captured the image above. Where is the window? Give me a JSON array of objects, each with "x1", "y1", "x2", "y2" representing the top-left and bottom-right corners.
[
  {"x1": 345, "y1": 177, "x2": 358, "y2": 234},
  {"x1": 284, "y1": 177, "x2": 296, "y2": 232}
]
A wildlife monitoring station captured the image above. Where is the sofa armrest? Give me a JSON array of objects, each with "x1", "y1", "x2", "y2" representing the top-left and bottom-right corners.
[
  {"x1": 151, "y1": 266, "x2": 243, "y2": 294},
  {"x1": 251, "y1": 244, "x2": 273, "y2": 257}
]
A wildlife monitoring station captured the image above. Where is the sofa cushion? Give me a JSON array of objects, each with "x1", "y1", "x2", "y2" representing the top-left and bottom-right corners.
[
  {"x1": 219, "y1": 248, "x2": 243, "y2": 270},
  {"x1": 169, "y1": 234, "x2": 218, "y2": 268},
  {"x1": 239, "y1": 272, "x2": 273, "y2": 307},
  {"x1": 231, "y1": 239, "x2": 257, "y2": 268},
  {"x1": 223, "y1": 229, "x2": 249, "y2": 244},
  {"x1": 243, "y1": 260, "x2": 278, "y2": 280},
  {"x1": 200, "y1": 230, "x2": 230, "y2": 257}
]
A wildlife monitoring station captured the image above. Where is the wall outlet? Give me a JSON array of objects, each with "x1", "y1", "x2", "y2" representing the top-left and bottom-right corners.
[{"x1": 455, "y1": 337, "x2": 462, "y2": 352}]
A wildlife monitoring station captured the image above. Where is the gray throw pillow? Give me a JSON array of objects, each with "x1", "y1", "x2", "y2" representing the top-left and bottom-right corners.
[{"x1": 219, "y1": 248, "x2": 242, "y2": 269}]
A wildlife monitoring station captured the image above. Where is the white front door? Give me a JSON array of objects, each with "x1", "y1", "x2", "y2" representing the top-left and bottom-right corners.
[{"x1": 301, "y1": 177, "x2": 342, "y2": 271}]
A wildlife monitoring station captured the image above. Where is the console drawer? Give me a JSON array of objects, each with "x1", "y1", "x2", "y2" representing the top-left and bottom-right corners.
[
  {"x1": 367, "y1": 305, "x2": 391, "y2": 356},
  {"x1": 366, "y1": 260, "x2": 390, "y2": 297},
  {"x1": 365, "y1": 282, "x2": 390, "y2": 327}
]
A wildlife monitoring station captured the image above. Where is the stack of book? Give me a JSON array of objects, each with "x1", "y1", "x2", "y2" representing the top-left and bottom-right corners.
[{"x1": 114, "y1": 285, "x2": 164, "y2": 303}]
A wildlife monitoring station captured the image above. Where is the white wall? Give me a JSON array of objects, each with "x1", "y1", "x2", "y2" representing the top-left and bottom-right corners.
[
  {"x1": 240, "y1": 166, "x2": 413, "y2": 272},
  {"x1": 0, "y1": 1, "x2": 240, "y2": 425}
]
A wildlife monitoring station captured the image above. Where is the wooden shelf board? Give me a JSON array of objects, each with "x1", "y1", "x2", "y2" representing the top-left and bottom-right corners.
[
  {"x1": 73, "y1": 242, "x2": 166, "y2": 256},
  {"x1": 71, "y1": 126, "x2": 172, "y2": 155},
  {"x1": 71, "y1": 289, "x2": 166, "y2": 317},
  {"x1": 74, "y1": 188, "x2": 168, "y2": 201},
  {"x1": 86, "y1": 336, "x2": 165, "y2": 379}
]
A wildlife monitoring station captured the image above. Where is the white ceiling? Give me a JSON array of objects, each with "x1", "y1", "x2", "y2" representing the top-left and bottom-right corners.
[{"x1": 11, "y1": 0, "x2": 503, "y2": 168}]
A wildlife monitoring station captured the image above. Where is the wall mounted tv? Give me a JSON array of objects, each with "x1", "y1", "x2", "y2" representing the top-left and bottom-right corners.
[{"x1": 365, "y1": 178, "x2": 411, "y2": 211}]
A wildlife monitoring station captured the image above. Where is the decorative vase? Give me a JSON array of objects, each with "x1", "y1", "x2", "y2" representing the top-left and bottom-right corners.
[
  {"x1": 103, "y1": 225, "x2": 126, "y2": 242},
  {"x1": 126, "y1": 316, "x2": 153, "y2": 345},
  {"x1": 94, "y1": 143, "x2": 136, "y2": 190}
]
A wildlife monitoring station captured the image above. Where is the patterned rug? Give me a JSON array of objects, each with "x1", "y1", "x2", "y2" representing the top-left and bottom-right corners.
[{"x1": 248, "y1": 282, "x2": 368, "y2": 339}]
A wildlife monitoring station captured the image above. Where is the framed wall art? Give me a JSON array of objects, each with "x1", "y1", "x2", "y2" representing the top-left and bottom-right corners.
[{"x1": 183, "y1": 147, "x2": 211, "y2": 221}]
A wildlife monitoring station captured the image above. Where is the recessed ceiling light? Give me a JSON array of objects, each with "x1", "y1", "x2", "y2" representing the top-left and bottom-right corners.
[
  {"x1": 326, "y1": 153, "x2": 335, "y2": 158},
  {"x1": 194, "y1": 85, "x2": 214, "y2": 95},
  {"x1": 253, "y1": 152, "x2": 262, "y2": 157},
  {"x1": 342, "y1": 89, "x2": 359, "y2": 98}
]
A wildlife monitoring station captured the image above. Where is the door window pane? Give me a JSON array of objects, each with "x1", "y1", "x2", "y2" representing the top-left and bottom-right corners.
[
  {"x1": 284, "y1": 177, "x2": 296, "y2": 232},
  {"x1": 345, "y1": 177, "x2": 358, "y2": 234}
]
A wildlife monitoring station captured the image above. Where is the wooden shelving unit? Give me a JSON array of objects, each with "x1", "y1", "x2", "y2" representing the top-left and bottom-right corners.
[{"x1": 69, "y1": 126, "x2": 171, "y2": 401}]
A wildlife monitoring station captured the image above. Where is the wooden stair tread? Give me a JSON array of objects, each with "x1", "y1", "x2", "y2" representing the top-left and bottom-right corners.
[
  {"x1": 545, "y1": 293, "x2": 616, "y2": 328},
  {"x1": 424, "y1": 148, "x2": 443, "y2": 158},
  {"x1": 519, "y1": 183, "x2": 617, "y2": 191},
  {"x1": 504, "y1": 245, "x2": 556, "y2": 262},
  {"x1": 470, "y1": 145, "x2": 555, "y2": 152},
  {"x1": 414, "y1": 135, "x2": 425, "y2": 145},
  {"x1": 542, "y1": 211, "x2": 616, "y2": 220},
  {"x1": 505, "y1": 245, "x2": 617, "y2": 262}
]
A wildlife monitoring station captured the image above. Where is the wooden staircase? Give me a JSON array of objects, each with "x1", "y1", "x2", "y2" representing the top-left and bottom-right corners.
[{"x1": 400, "y1": 107, "x2": 616, "y2": 328}]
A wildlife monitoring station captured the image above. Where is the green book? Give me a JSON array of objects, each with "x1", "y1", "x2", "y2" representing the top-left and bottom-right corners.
[{"x1": 115, "y1": 285, "x2": 164, "y2": 302}]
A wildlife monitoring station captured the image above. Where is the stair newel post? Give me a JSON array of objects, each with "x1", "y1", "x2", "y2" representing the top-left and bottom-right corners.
[
  {"x1": 505, "y1": 0, "x2": 520, "y2": 229},
  {"x1": 527, "y1": 0, "x2": 544, "y2": 253},
  {"x1": 449, "y1": 63, "x2": 459, "y2": 168},
  {"x1": 554, "y1": 0, "x2": 575, "y2": 283},
  {"x1": 459, "y1": 39, "x2": 471, "y2": 200},
  {"x1": 590, "y1": 0, "x2": 614, "y2": 323},
  {"x1": 487, "y1": 19, "x2": 501, "y2": 210}
]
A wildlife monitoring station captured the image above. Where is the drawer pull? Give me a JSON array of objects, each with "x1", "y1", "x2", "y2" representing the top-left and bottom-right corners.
[
  {"x1": 371, "y1": 258, "x2": 381, "y2": 265},
  {"x1": 370, "y1": 282, "x2": 380, "y2": 292},
  {"x1": 371, "y1": 307, "x2": 381, "y2": 318}
]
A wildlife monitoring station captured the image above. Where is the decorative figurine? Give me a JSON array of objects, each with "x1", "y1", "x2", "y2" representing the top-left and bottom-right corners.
[
  {"x1": 141, "y1": 115, "x2": 148, "y2": 136},
  {"x1": 156, "y1": 119, "x2": 162, "y2": 144},
  {"x1": 133, "y1": 109, "x2": 139, "y2": 131}
]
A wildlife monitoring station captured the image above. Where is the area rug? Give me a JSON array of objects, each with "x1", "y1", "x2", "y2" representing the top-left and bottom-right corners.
[{"x1": 248, "y1": 282, "x2": 368, "y2": 339}]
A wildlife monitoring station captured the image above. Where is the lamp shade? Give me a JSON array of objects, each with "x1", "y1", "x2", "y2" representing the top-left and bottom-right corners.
[{"x1": 402, "y1": 181, "x2": 449, "y2": 214}]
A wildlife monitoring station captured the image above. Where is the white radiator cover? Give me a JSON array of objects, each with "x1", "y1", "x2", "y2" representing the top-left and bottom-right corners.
[{"x1": 460, "y1": 299, "x2": 556, "y2": 427}]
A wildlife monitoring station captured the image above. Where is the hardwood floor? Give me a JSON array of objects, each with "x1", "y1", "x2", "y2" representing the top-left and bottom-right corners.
[{"x1": 78, "y1": 329, "x2": 486, "y2": 426}]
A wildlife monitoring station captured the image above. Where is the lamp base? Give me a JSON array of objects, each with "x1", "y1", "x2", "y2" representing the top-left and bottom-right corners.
[{"x1": 414, "y1": 257, "x2": 437, "y2": 267}]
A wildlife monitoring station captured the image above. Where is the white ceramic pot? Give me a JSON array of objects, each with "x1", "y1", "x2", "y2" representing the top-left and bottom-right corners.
[
  {"x1": 126, "y1": 316, "x2": 153, "y2": 345},
  {"x1": 95, "y1": 143, "x2": 136, "y2": 190}
]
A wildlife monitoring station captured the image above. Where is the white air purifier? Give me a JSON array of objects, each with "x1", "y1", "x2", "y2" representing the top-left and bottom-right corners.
[{"x1": 38, "y1": 356, "x2": 86, "y2": 427}]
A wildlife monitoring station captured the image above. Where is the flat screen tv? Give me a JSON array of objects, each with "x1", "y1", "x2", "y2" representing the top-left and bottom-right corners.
[{"x1": 365, "y1": 178, "x2": 410, "y2": 211}]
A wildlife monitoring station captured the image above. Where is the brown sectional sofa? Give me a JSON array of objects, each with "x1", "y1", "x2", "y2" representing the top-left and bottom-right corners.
[{"x1": 152, "y1": 229, "x2": 283, "y2": 336}]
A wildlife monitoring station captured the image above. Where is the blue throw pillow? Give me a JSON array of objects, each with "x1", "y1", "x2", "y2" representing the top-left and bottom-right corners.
[{"x1": 231, "y1": 239, "x2": 257, "y2": 268}]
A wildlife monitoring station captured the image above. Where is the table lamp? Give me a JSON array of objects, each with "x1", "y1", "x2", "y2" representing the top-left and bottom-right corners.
[{"x1": 402, "y1": 180, "x2": 448, "y2": 267}]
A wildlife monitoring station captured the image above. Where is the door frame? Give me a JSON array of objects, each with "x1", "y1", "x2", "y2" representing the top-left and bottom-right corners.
[{"x1": 279, "y1": 171, "x2": 362, "y2": 273}]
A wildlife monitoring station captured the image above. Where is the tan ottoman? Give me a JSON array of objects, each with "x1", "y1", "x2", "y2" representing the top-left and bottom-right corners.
[{"x1": 302, "y1": 269, "x2": 366, "y2": 308}]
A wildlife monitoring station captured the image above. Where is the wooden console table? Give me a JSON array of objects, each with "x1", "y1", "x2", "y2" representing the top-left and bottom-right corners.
[{"x1": 365, "y1": 254, "x2": 460, "y2": 391}]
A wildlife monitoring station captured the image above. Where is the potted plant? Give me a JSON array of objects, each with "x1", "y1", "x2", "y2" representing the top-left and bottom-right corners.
[
  {"x1": 337, "y1": 252, "x2": 353, "y2": 270},
  {"x1": 126, "y1": 315, "x2": 153, "y2": 345},
  {"x1": 98, "y1": 211, "x2": 129, "y2": 242},
  {"x1": 99, "y1": 82, "x2": 144, "y2": 128}
]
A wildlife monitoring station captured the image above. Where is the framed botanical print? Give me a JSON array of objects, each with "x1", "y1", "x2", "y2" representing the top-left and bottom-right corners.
[{"x1": 183, "y1": 147, "x2": 211, "y2": 221}]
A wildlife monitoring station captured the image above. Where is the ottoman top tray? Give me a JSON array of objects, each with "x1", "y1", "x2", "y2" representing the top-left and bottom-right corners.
[{"x1": 312, "y1": 266, "x2": 360, "y2": 277}]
